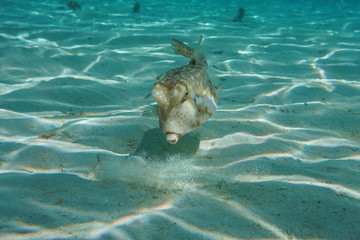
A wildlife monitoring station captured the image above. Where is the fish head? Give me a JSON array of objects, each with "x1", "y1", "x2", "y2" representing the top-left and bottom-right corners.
[
  {"x1": 161, "y1": 99, "x2": 201, "y2": 144},
  {"x1": 153, "y1": 81, "x2": 205, "y2": 144}
]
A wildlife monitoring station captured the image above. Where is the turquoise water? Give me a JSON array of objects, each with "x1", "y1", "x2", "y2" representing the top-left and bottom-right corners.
[{"x1": 0, "y1": 0, "x2": 360, "y2": 239}]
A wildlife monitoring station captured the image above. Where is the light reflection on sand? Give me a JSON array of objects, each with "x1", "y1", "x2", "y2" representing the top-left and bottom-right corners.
[
  {"x1": 0, "y1": 0, "x2": 359, "y2": 239},
  {"x1": 234, "y1": 174, "x2": 360, "y2": 200}
]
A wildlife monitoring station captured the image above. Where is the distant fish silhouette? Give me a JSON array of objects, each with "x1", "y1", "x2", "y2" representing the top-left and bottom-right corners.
[
  {"x1": 233, "y1": 8, "x2": 245, "y2": 22},
  {"x1": 152, "y1": 38, "x2": 218, "y2": 144},
  {"x1": 132, "y1": 1, "x2": 140, "y2": 13},
  {"x1": 67, "y1": 1, "x2": 82, "y2": 10}
]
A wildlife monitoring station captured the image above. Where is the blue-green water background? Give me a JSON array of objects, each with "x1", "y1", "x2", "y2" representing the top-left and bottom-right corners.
[{"x1": 0, "y1": 0, "x2": 359, "y2": 239}]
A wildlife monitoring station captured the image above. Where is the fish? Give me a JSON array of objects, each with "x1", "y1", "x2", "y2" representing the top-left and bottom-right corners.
[
  {"x1": 67, "y1": 1, "x2": 81, "y2": 10},
  {"x1": 152, "y1": 38, "x2": 218, "y2": 144}
]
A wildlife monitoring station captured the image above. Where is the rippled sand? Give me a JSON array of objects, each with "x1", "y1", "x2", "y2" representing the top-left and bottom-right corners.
[{"x1": 1, "y1": 0, "x2": 360, "y2": 239}]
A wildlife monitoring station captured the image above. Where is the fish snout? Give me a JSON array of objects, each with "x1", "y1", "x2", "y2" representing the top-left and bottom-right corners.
[{"x1": 166, "y1": 132, "x2": 180, "y2": 144}]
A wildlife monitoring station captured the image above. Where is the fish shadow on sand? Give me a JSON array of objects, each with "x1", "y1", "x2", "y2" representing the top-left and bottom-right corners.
[{"x1": 132, "y1": 128, "x2": 200, "y2": 161}]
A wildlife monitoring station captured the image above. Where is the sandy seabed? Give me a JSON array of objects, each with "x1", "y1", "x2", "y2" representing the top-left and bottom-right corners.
[{"x1": 0, "y1": 0, "x2": 360, "y2": 239}]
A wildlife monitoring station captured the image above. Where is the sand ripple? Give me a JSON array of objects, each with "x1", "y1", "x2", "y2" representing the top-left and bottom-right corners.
[{"x1": 0, "y1": 0, "x2": 360, "y2": 239}]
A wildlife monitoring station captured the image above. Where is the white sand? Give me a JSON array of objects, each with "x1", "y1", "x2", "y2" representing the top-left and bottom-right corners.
[{"x1": 0, "y1": 0, "x2": 360, "y2": 239}]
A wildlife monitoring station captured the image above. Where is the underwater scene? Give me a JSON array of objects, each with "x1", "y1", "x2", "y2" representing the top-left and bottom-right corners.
[{"x1": 0, "y1": 0, "x2": 360, "y2": 239}]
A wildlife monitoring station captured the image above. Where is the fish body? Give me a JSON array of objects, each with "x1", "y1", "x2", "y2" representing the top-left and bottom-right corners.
[{"x1": 152, "y1": 39, "x2": 218, "y2": 144}]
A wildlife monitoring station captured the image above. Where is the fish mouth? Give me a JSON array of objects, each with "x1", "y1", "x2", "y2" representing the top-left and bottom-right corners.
[{"x1": 165, "y1": 132, "x2": 181, "y2": 144}]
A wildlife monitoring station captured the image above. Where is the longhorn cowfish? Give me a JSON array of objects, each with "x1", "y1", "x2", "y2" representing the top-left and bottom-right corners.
[{"x1": 152, "y1": 38, "x2": 218, "y2": 144}]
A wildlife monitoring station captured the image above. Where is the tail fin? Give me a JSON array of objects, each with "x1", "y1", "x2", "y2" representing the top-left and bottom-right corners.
[
  {"x1": 171, "y1": 38, "x2": 207, "y2": 66},
  {"x1": 171, "y1": 39, "x2": 194, "y2": 59}
]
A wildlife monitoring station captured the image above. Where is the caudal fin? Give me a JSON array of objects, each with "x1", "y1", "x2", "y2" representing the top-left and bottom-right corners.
[
  {"x1": 171, "y1": 39, "x2": 194, "y2": 58},
  {"x1": 171, "y1": 38, "x2": 207, "y2": 66}
]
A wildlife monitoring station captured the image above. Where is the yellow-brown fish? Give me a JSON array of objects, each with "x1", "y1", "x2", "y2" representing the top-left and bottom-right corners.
[{"x1": 152, "y1": 39, "x2": 218, "y2": 144}]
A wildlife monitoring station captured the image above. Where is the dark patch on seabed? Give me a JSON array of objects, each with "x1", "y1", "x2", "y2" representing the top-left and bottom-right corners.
[{"x1": 132, "y1": 128, "x2": 200, "y2": 160}]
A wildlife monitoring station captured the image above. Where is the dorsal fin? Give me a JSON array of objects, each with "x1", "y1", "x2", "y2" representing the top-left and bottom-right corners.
[{"x1": 195, "y1": 34, "x2": 204, "y2": 49}]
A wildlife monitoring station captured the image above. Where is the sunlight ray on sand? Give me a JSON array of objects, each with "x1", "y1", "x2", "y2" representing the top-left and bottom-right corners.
[
  {"x1": 197, "y1": 190, "x2": 293, "y2": 240},
  {"x1": 0, "y1": 201, "x2": 174, "y2": 240},
  {"x1": 30, "y1": 199, "x2": 110, "y2": 219},
  {"x1": 0, "y1": 74, "x2": 121, "y2": 96},
  {"x1": 154, "y1": 212, "x2": 240, "y2": 240},
  {"x1": 198, "y1": 132, "x2": 272, "y2": 151},
  {"x1": 197, "y1": 125, "x2": 359, "y2": 166},
  {"x1": 0, "y1": 33, "x2": 58, "y2": 48},
  {"x1": 0, "y1": 109, "x2": 62, "y2": 125},
  {"x1": 215, "y1": 153, "x2": 297, "y2": 168},
  {"x1": 95, "y1": 201, "x2": 174, "y2": 237},
  {"x1": 199, "y1": 122, "x2": 334, "y2": 151},
  {"x1": 233, "y1": 175, "x2": 360, "y2": 200},
  {"x1": 218, "y1": 102, "x2": 325, "y2": 113},
  {"x1": 83, "y1": 55, "x2": 102, "y2": 72},
  {"x1": 1, "y1": 137, "x2": 128, "y2": 179},
  {"x1": 0, "y1": 221, "x2": 109, "y2": 240},
  {"x1": 95, "y1": 214, "x2": 144, "y2": 236},
  {"x1": 311, "y1": 48, "x2": 360, "y2": 81},
  {"x1": 296, "y1": 137, "x2": 358, "y2": 148},
  {"x1": 257, "y1": 86, "x2": 289, "y2": 97},
  {"x1": 0, "y1": 168, "x2": 96, "y2": 180},
  {"x1": 3, "y1": 137, "x2": 127, "y2": 157},
  {"x1": 199, "y1": 134, "x2": 358, "y2": 167},
  {"x1": 0, "y1": 77, "x2": 53, "y2": 95},
  {"x1": 1, "y1": 0, "x2": 359, "y2": 238},
  {"x1": 339, "y1": 155, "x2": 360, "y2": 161}
]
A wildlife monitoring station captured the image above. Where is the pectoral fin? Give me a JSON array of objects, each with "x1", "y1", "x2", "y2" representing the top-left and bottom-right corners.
[{"x1": 152, "y1": 82, "x2": 169, "y2": 109}]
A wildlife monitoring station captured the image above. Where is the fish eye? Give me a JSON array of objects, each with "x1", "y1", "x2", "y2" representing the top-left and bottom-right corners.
[{"x1": 181, "y1": 91, "x2": 189, "y2": 103}]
